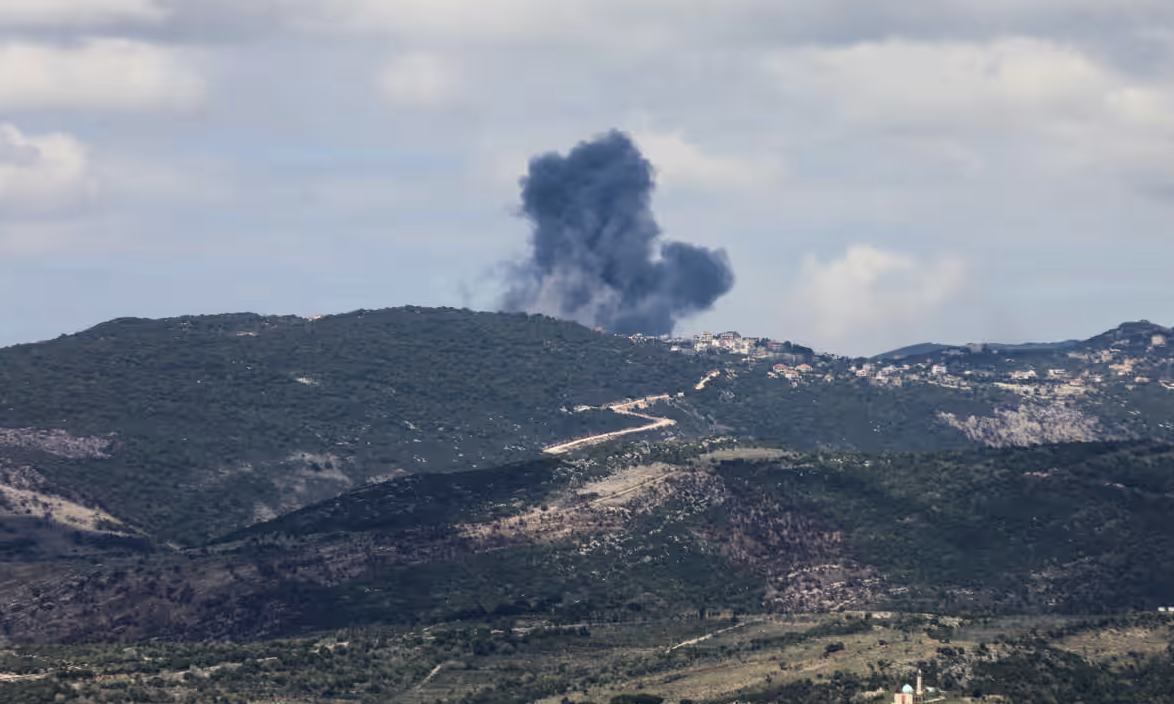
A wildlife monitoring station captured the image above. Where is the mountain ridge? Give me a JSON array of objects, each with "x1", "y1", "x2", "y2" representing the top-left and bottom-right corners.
[{"x1": 1, "y1": 307, "x2": 1174, "y2": 648}]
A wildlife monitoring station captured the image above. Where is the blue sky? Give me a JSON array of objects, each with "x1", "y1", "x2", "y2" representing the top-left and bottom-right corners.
[{"x1": 1, "y1": 1, "x2": 1173, "y2": 355}]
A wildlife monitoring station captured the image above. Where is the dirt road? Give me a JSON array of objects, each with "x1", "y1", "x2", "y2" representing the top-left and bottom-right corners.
[
  {"x1": 665, "y1": 618, "x2": 758, "y2": 653},
  {"x1": 542, "y1": 394, "x2": 677, "y2": 454},
  {"x1": 695, "y1": 370, "x2": 721, "y2": 390},
  {"x1": 542, "y1": 369, "x2": 719, "y2": 454}
]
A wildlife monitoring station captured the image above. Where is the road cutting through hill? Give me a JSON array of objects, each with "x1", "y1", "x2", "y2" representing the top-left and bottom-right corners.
[
  {"x1": 542, "y1": 394, "x2": 677, "y2": 454},
  {"x1": 543, "y1": 370, "x2": 719, "y2": 454}
]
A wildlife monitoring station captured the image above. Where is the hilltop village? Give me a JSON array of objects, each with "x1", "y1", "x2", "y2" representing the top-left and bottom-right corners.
[{"x1": 626, "y1": 321, "x2": 1174, "y2": 393}]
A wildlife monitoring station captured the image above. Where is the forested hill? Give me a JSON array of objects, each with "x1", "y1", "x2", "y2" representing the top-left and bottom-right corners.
[
  {"x1": 3, "y1": 307, "x2": 1170, "y2": 547},
  {"x1": 7, "y1": 439, "x2": 1174, "y2": 644},
  {"x1": 0, "y1": 307, "x2": 706, "y2": 544}
]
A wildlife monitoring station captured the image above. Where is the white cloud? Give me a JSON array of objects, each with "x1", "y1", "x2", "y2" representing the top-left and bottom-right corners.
[
  {"x1": 765, "y1": 38, "x2": 1124, "y2": 130},
  {"x1": 376, "y1": 53, "x2": 460, "y2": 109},
  {"x1": 762, "y1": 37, "x2": 1174, "y2": 185},
  {"x1": 0, "y1": 39, "x2": 205, "y2": 111},
  {"x1": 287, "y1": 0, "x2": 588, "y2": 44},
  {"x1": 272, "y1": 0, "x2": 1171, "y2": 50},
  {"x1": 783, "y1": 245, "x2": 969, "y2": 351},
  {"x1": 0, "y1": 123, "x2": 94, "y2": 216},
  {"x1": 631, "y1": 128, "x2": 784, "y2": 190},
  {"x1": 0, "y1": 0, "x2": 163, "y2": 27}
]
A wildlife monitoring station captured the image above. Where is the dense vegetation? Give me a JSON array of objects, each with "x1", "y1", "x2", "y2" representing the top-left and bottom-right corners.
[
  {"x1": 0, "y1": 308, "x2": 706, "y2": 543},
  {"x1": 715, "y1": 440, "x2": 1174, "y2": 613},
  {"x1": 3, "y1": 309, "x2": 1174, "y2": 704},
  {"x1": 5, "y1": 440, "x2": 1174, "y2": 645},
  {"x1": 2, "y1": 308, "x2": 1171, "y2": 548},
  {"x1": 685, "y1": 377, "x2": 1017, "y2": 452}
]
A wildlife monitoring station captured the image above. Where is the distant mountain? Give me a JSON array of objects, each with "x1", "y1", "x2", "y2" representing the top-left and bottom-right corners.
[
  {"x1": 990, "y1": 339, "x2": 1083, "y2": 352},
  {"x1": 872, "y1": 320, "x2": 1172, "y2": 361},
  {"x1": 872, "y1": 342, "x2": 950, "y2": 359},
  {"x1": 874, "y1": 339, "x2": 1081, "y2": 360}
]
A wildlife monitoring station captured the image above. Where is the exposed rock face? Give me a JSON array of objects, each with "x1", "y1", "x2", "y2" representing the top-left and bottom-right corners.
[
  {"x1": 938, "y1": 403, "x2": 1105, "y2": 448},
  {"x1": 0, "y1": 427, "x2": 115, "y2": 459}
]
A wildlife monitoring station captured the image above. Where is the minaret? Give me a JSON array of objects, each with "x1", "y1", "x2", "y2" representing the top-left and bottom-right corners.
[{"x1": 916, "y1": 669, "x2": 923, "y2": 702}]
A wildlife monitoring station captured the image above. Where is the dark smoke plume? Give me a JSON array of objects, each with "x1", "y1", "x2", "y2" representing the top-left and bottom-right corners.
[{"x1": 501, "y1": 130, "x2": 734, "y2": 335}]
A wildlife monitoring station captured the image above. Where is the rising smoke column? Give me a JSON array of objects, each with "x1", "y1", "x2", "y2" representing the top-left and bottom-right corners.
[{"x1": 502, "y1": 130, "x2": 734, "y2": 335}]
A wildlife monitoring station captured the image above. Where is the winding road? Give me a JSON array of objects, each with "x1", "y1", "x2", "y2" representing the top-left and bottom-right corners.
[{"x1": 543, "y1": 371, "x2": 719, "y2": 455}]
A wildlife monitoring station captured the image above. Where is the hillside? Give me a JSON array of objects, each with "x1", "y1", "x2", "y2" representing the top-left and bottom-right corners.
[
  {"x1": 2, "y1": 310, "x2": 1173, "y2": 550},
  {"x1": 680, "y1": 319, "x2": 1174, "y2": 452},
  {"x1": 2, "y1": 310, "x2": 1174, "y2": 657},
  {"x1": 0, "y1": 308, "x2": 706, "y2": 544},
  {"x1": 6, "y1": 439, "x2": 1174, "y2": 645},
  {"x1": 874, "y1": 339, "x2": 1082, "y2": 360}
]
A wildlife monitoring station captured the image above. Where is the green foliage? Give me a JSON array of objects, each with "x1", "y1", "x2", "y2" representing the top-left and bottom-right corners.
[
  {"x1": 0, "y1": 308, "x2": 706, "y2": 544},
  {"x1": 11, "y1": 441, "x2": 1174, "y2": 644},
  {"x1": 689, "y1": 373, "x2": 1016, "y2": 452},
  {"x1": 222, "y1": 456, "x2": 567, "y2": 540},
  {"x1": 722, "y1": 440, "x2": 1174, "y2": 612},
  {"x1": 957, "y1": 638, "x2": 1174, "y2": 703}
]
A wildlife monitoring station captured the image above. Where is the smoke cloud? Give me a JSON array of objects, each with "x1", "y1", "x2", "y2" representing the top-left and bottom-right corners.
[{"x1": 502, "y1": 130, "x2": 734, "y2": 335}]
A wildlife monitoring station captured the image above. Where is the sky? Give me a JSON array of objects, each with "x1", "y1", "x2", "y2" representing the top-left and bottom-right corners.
[{"x1": 1, "y1": 1, "x2": 1172, "y2": 356}]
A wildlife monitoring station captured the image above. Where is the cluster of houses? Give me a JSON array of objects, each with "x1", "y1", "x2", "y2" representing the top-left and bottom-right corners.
[
  {"x1": 845, "y1": 360, "x2": 1102, "y2": 388},
  {"x1": 771, "y1": 362, "x2": 816, "y2": 382},
  {"x1": 846, "y1": 355, "x2": 1171, "y2": 391},
  {"x1": 631, "y1": 330, "x2": 816, "y2": 364},
  {"x1": 625, "y1": 323, "x2": 1172, "y2": 393}
]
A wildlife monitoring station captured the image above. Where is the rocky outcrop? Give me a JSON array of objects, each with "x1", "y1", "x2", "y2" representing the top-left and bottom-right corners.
[
  {"x1": 938, "y1": 403, "x2": 1105, "y2": 448},
  {"x1": 0, "y1": 427, "x2": 115, "y2": 459}
]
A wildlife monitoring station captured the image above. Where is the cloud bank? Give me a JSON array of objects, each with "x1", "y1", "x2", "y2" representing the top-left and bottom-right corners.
[{"x1": 783, "y1": 245, "x2": 969, "y2": 351}]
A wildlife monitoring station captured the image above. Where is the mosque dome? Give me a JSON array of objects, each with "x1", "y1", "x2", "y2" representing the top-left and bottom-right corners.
[{"x1": 902, "y1": 684, "x2": 915, "y2": 694}]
